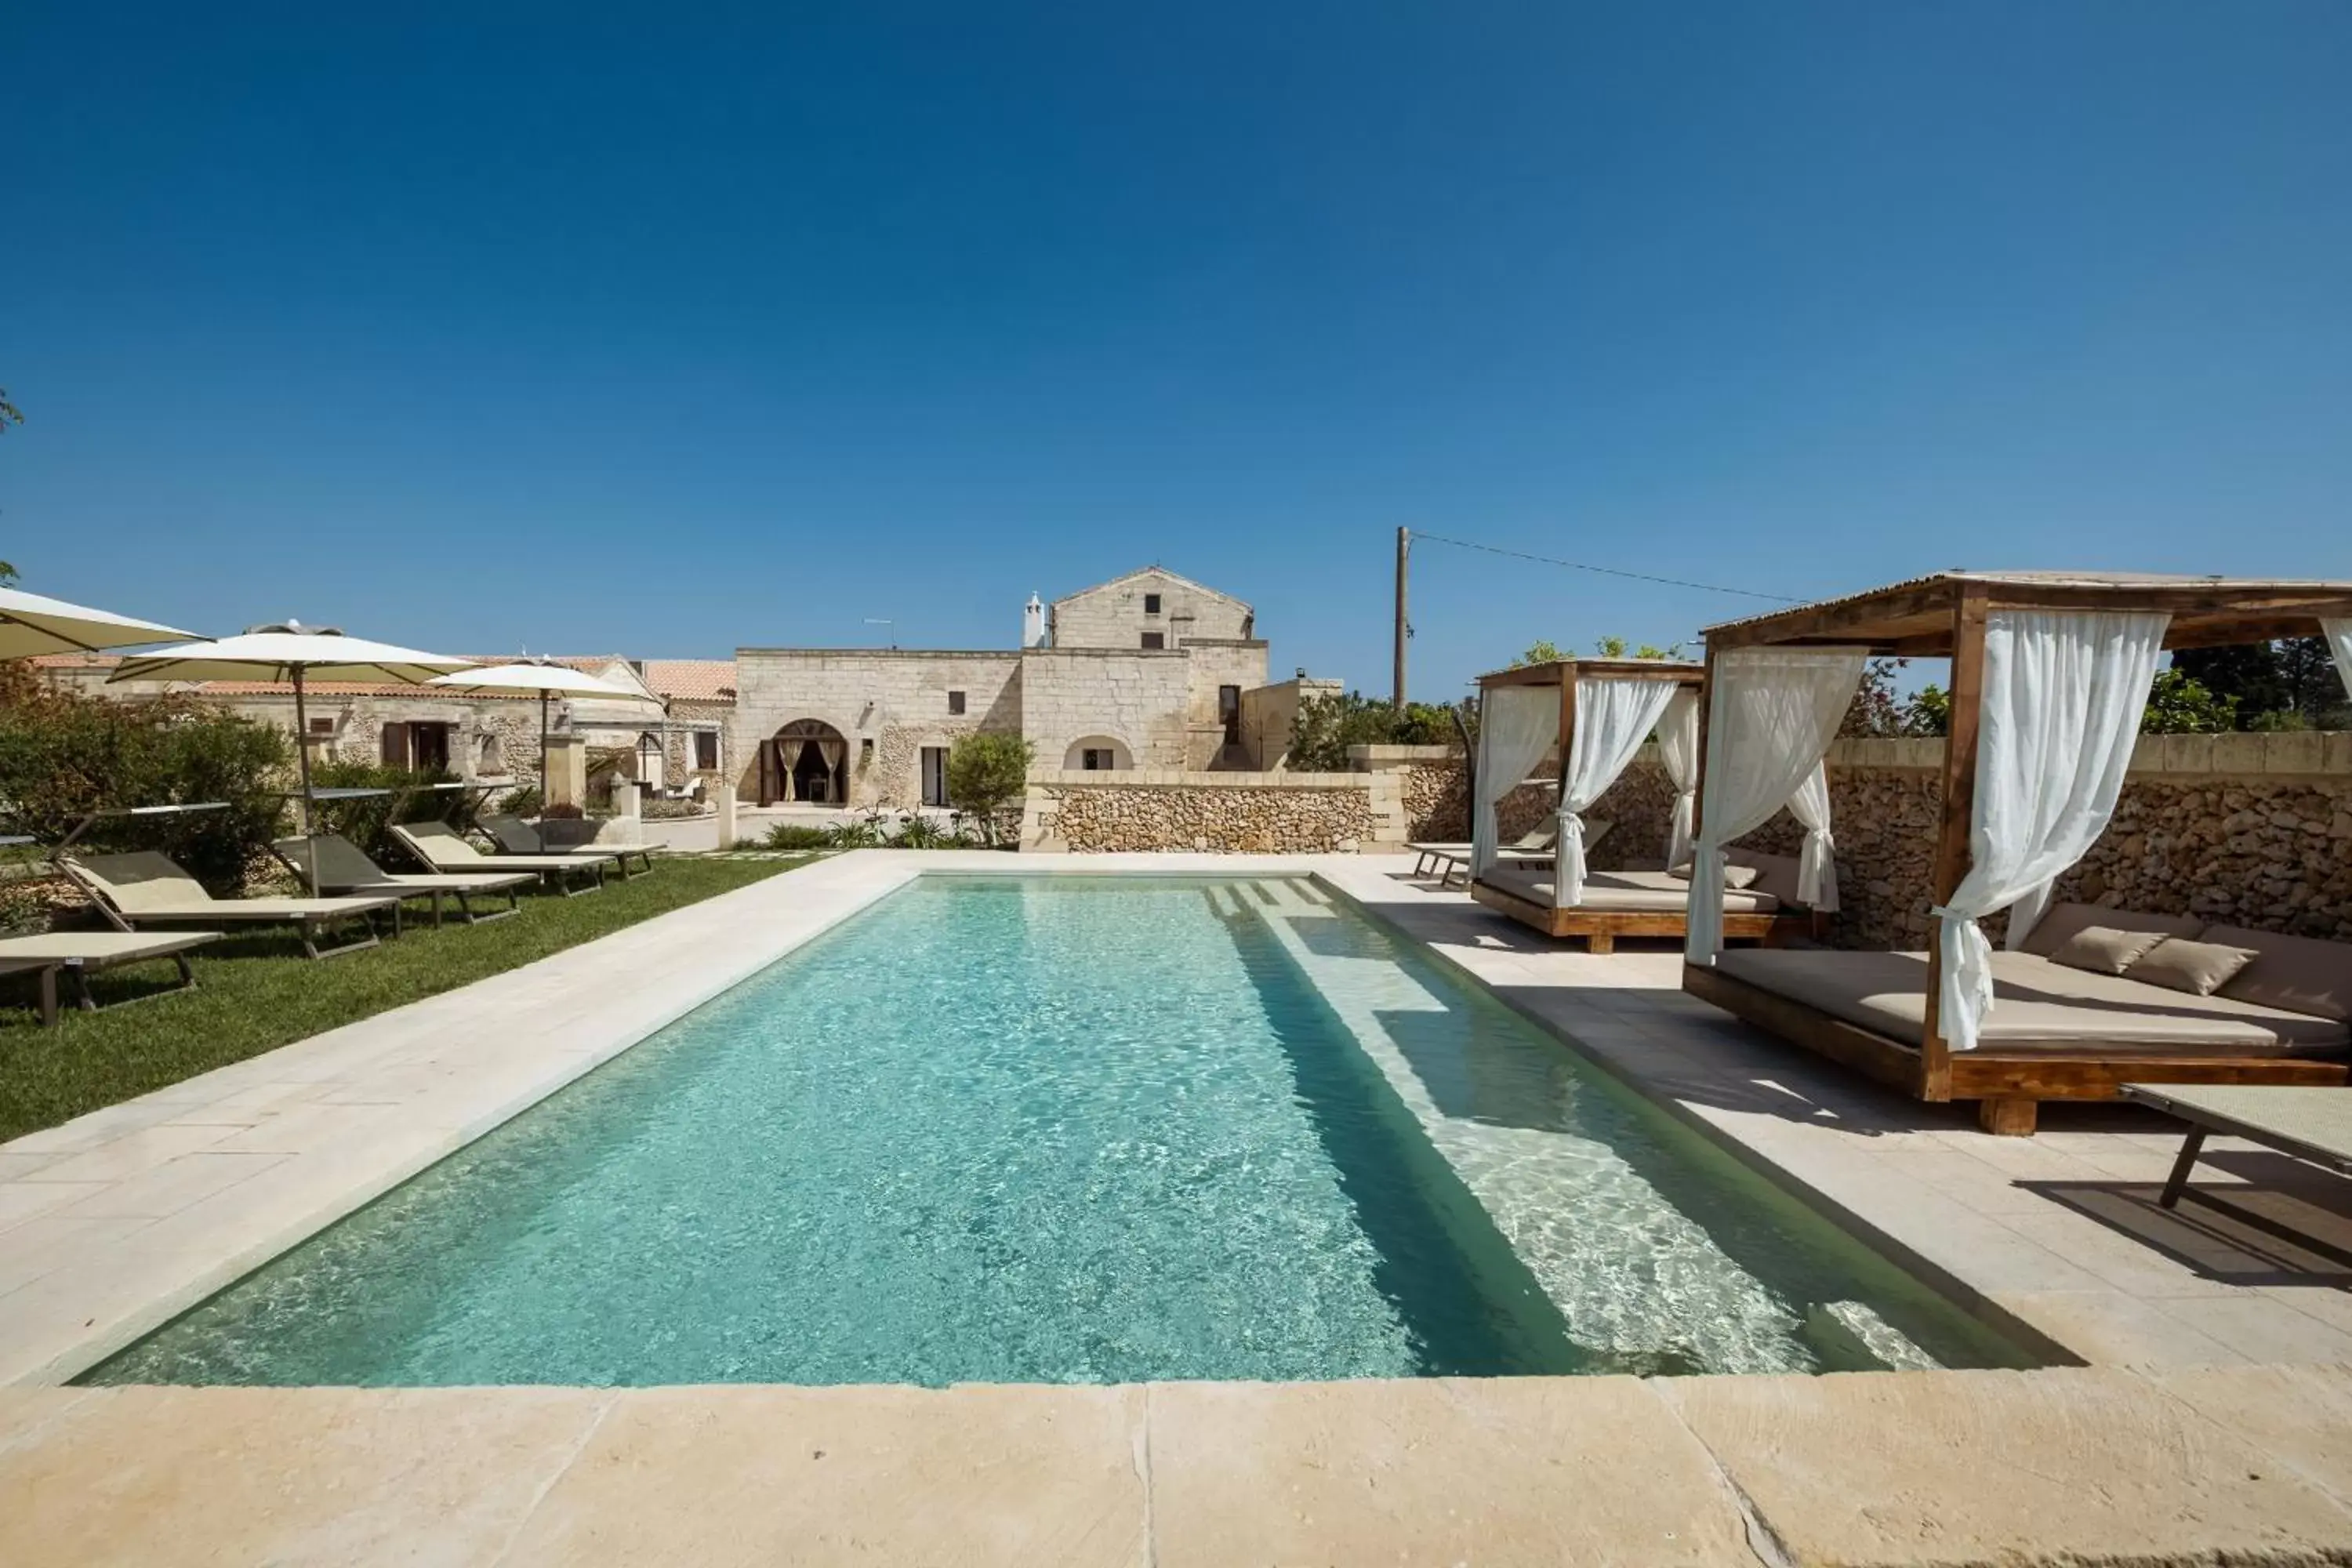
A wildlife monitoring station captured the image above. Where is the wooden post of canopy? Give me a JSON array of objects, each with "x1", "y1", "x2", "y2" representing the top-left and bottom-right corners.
[{"x1": 1921, "y1": 580, "x2": 1988, "y2": 1112}]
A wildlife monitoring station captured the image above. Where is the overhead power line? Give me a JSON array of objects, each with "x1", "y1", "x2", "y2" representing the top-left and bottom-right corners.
[{"x1": 1411, "y1": 532, "x2": 1804, "y2": 603}]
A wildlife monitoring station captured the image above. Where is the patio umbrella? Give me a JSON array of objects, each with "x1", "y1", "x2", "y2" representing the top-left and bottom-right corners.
[
  {"x1": 0, "y1": 585, "x2": 193, "y2": 659},
  {"x1": 426, "y1": 659, "x2": 661, "y2": 810},
  {"x1": 110, "y1": 623, "x2": 474, "y2": 893}
]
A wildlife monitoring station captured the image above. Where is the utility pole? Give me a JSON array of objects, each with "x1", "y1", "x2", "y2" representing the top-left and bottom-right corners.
[{"x1": 1392, "y1": 526, "x2": 1410, "y2": 711}]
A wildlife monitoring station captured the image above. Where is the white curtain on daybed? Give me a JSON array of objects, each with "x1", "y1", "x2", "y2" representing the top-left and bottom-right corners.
[
  {"x1": 1472, "y1": 684, "x2": 1559, "y2": 877},
  {"x1": 1787, "y1": 761, "x2": 1839, "y2": 913},
  {"x1": 1933, "y1": 610, "x2": 2168, "y2": 1053},
  {"x1": 2327, "y1": 620, "x2": 2352, "y2": 704},
  {"x1": 1685, "y1": 647, "x2": 1868, "y2": 962},
  {"x1": 1554, "y1": 677, "x2": 1680, "y2": 909},
  {"x1": 1657, "y1": 688, "x2": 1701, "y2": 873}
]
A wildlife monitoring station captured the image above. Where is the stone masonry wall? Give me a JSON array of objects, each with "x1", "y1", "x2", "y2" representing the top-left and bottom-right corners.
[{"x1": 1022, "y1": 769, "x2": 1403, "y2": 853}]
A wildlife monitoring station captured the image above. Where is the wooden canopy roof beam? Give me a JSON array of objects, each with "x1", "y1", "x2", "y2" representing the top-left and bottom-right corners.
[
  {"x1": 1475, "y1": 657, "x2": 1705, "y2": 690},
  {"x1": 1702, "y1": 573, "x2": 2352, "y2": 655}
]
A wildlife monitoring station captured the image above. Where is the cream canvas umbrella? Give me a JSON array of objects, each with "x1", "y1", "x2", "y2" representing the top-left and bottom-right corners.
[
  {"x1": 111, "y1": 623, "x2": 474, "y2": 893},
  {"x1": 0, "y1": 585, "x2": 193, "y2": 658},
  {"x1": 426, "y1": 659, "x2": 661, "y2": 809}
]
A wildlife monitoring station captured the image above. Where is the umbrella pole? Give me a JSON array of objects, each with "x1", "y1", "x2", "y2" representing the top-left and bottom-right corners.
[
  {"x1": 293, "y1": 666, "x2": 320, "y2": 897},
  {"x1": 539, "y1": 690, "x2": 550, "y2": 816}
]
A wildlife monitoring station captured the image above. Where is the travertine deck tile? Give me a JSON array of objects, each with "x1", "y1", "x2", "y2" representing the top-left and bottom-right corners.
[
  {"x1": 2147, "y1": 1362, "x2": 2352, "y2": 1513},
  {"x1": 499, "y1": 1385, "x2": 1148, "y2": 1568},
  {"x1": 0, "y1": 1387, "x2": 609, "y2": 1565},
  {"x1": 1149, "y1": 1376, "x2": 1752, "y2": 1566},
  {"x1": 1658, "y1": 1365, "x2": 2352, "y2": 1566}
]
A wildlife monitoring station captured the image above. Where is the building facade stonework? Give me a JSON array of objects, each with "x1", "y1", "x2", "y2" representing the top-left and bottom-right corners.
[{"x1": 731, "y1": 567, "x2": 1283, "y2": 808}]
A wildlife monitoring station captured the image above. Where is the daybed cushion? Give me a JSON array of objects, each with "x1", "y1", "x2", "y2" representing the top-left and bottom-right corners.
[
  {"x1": 1486, "y1": 865, "x2": 1780, "y2": 914},
  {"x1": 1711, "y1": 947, "x2": 2349, "y2": 1057},
  {"x1": 2127, "y1": 936, "x2": 2259, "y2": 998},
  {"x1": 2049, "y1": 924, "x2": 2172, "y2": 976},
  {"x1": 2205, "y1": 924, "x2": 2352, "y2": 1022},
  {"x1": 2015, "y1": 901, "x2": 2201, "y2": 959},
  {"x1": 1671, "y1": 862, "x2": 1762, "y2": 890},
  {"x1": 1726, "y1": 848, "x2": 1806, "y2": 909}
]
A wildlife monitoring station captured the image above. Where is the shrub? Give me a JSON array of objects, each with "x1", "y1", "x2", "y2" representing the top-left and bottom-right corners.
[
  {"x1": 499, "y1": 784, "x2": 545, "y2": 818},
  {"x1": 1288, "y1": 693, "x2": 1461, "y2": 772},
  {"x1": 541, "y1": 801, "x2": 585, "y2": 821},
  {"x1": 2141, "y1": 670, "x2": 2238, "y2": 734},
  {"x1": 946, "y1": 733, "x2": 1035, "y2": 844},
  {"x1": 762, "y1": 823, "x2": 833, "y2": 851},
  {"x1": 0, "y1": 688, "x2": 291, "y2": 895}
]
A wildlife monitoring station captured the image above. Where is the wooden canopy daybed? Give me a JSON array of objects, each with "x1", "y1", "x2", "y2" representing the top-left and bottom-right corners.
[
  {"x1": 1680, "y1": 571, "x2": 2352, "y2": 1135},
  {"x1": 1468, "y1": 656, "x2": 1819, "y2": 952}
]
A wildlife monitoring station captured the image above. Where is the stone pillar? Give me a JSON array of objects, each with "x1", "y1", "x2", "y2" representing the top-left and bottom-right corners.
[
  {"x1": 544, "y1": 735, "x2": 586, "y2": 811},
  {"x1": 617, "y1": 780, "x2": 641, "y2": 821},
  {"x1": 713, "y1": 782, "x2": 738, "y2": 851}
]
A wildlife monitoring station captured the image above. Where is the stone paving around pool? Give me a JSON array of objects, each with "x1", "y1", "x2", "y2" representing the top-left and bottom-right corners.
[
  {"x1": 3, "y1": 1367, "x2": 2350, "y2": 1565},
  {"x1": 3, "y1": 851, "x2": 2351, "y2": 1563}
]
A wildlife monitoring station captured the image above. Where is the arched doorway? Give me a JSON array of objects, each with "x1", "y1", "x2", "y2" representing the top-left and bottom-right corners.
[{"x1": 760, "y1": 719, "x2": 849, "y2": 805}]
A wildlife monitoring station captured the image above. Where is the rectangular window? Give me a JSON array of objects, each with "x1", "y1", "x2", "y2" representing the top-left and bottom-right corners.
[
  {"x1": 947, "y1": 690, "x2": 966, "y2": 715},
  {"x1": 307, "y1": 716, "x2": 335, "y2": 735},
  {"x1": 379, "y1": 723, "x2": 410, "y2": 769},
  {"x1": 694, "y1": 731, "x2": 719, "y2": 771},
  {"x1": 1144, "y1": 593, "x2": 1162, "y2": 615},
  {"x1": 1083, "y1": 748, "x2": 1113, "y2": 771},
  {"x1": 1140, "y1": 632, "x2": 1164, "y2": 651},
  {"x1": 1220, "y1": 684, "x2": 1242, "y2": 746}
]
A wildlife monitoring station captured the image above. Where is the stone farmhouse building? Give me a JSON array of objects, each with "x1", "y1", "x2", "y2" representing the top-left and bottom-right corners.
[{"x1": 734, "y1": 566, "x2": 1326, "y2": 808}]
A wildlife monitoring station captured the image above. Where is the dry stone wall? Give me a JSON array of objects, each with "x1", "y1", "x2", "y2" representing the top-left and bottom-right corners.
[
  {"x1": 1359, "y1": 734, "x2": 2352, "y2": 948},
  {"x1": 1023, "y1": 770, "x2": 1401, "y2": 853}
]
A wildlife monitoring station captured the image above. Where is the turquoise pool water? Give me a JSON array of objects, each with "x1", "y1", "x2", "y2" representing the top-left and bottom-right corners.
[{"x1": 89, "y1": 876, "x2": 2034, "y2": 1385}]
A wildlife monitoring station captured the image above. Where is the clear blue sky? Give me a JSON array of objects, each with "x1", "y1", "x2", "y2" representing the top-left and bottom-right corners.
[{"x1": 5, "y1": 2, "x2": 2347, "y2": 698}]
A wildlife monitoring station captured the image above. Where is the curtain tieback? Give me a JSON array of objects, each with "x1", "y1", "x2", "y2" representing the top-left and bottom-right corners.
[{"x1": 1927, "y1": 905, "x2": 1964, "y2": 920}]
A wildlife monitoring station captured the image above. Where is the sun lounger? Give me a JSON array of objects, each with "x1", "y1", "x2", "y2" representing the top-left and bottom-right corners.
[
  {"x1": 1406, "y1": 823, "x2": 1577, "y2": 887},
  {"x1": 61, "y1": 851, "x2": 400, "y2": 960},
  {"x1": 0, "y1": 931, "x2": 220, "y2": 1025},
  {"x1": 2123, "y1": 1084, "x2": 2352, "y2": 1267},
  {"x1": 389, "y1": 822, "x2": 606, "y2": 896},
  {"x1": 274, "y1": 835, "x2": 533, "y2": 927},
  {"x1": 478, "y1": 815, "x2": 654, "y2": 877}
]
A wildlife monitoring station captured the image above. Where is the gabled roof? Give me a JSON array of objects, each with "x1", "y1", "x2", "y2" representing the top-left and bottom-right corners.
[
  {"x1": 1050, "y1": 566, "x2": 1251, "y2": 615},
  {"x1": 640, "y1": 659, "x2": 737, "y2": 702}
]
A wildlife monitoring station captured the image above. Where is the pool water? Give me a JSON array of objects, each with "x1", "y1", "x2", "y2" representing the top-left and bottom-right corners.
[{"x1": 89, "y1": 876, "x2": 2034, "y2": 1385}]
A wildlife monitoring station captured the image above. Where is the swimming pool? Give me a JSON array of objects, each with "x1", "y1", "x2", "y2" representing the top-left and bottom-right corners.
[{"x1": 89, "y1": 875, "x2": 2034, "y2": 1385}]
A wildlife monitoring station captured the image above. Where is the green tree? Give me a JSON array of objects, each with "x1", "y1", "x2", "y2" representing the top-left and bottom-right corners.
[
  {"x1": 2140, "y1": 669, "x2": 2238, "y2": 734},
  {"x1": 945, "y1": 731, "x2": 1035, "y2": 844},
  {"x1": 0, "y1": 388, "x2": 20, "y2": 434}
]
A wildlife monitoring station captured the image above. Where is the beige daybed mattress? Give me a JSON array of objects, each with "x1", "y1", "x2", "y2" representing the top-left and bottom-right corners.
[
  {"x1": 1482, "y1": 865, "x2": 1782, "y2": 915},
  {"x1": 1712, "y1": 948, "x2": 2350, "y2": 1056}
]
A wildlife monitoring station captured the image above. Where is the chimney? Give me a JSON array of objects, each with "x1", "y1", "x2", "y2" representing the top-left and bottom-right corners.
[{"x1": 1022, "y1": 593, "x2": 1047, "y2": 649}]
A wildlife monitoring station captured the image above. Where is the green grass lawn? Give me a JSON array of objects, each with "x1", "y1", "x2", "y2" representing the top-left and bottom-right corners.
[{"x1": 0, "y1": 855, "x2": 811, "y2": 1143}]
